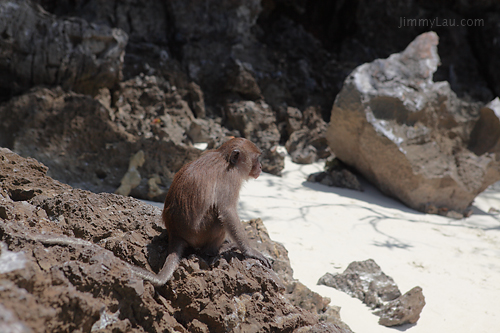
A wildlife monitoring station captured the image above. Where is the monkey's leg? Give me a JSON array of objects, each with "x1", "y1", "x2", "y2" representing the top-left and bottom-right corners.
[{"x1": 130, "y1": 237, "x2": 187, "y2": 286}]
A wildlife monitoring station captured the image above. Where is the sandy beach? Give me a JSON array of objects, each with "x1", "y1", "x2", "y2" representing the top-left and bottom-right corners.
[{"x1": 236, "y1": 155, "x2": 500, "y2": 333}]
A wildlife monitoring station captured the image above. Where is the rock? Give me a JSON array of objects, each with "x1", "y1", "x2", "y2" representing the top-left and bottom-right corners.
[
  {"x1": 375, "y1": 286, "x2": 426, "y2": 327},
  {"x1": 307, "y1": 158, "x2": 363, "y2": 191},
  {"x1": 326, "y1": 32, "x2": 500, "y2": 216},
  {"x1": 115, "y1": 150, "x2": 146, "y2": 196},
  {"x1": 224, "y1": 60, "x2": 263, "y2": 100},
  {"x1": 36, "y1": 0, "x2": 170, "y2": 45},
  {"x1": 0, "y1": 84, "x2": 203, "y2": 202},
  {"x1": 187, "y1": 81, "x2": 206, "y2": 118},
  {"x1": 318, "y1": 259, "x2": 401, "y2": 309},
  {"x1": 0, "y1": 148, "x2": 352, "y2": 333},
  {"x1": 0, "y1": 0, "x2": 127, "y2": 96},
  {"x1": 225, "y1": 100, "x2": 284, "y2": 175},
  {"x1": 285, "y1": 106, "x2": 332, "y2": 164},
  {"x1": 318, "y1": 259, "x2": 425, "y2": 327}
]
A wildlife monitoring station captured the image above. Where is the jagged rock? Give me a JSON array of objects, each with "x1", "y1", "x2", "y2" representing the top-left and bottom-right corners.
[
  {"x1": 374, "y1": 286, "x2": 426, "y2": 327},
  {"x1": 326, "y1": 32, "x2": 500, "y2": 216},
  {"x1": 307, "y1": 158, "x2": 363, "y2": 191},
  {"x1": 318, "y1": 259, "x2": 425, "y2": 327},
  {"x1": 225, "y1": 60, "x2": 263, "y2": 100},
  {"x1": 0, "y1": 148, "x2": 352, "y2": 333},
  {"x1": 115, "y1": 150, "x2": 146, "y2": 197},
  {"x1": 285, "y1": 106, "x2": 331, "y2": 164},
  {"x1": 318, "y1": 259, "x2": 401, "y2": 309},
  {"x1": 187, "y1": 81, "x2": 206, "y2": 118},
  {"x1": 0, "y1": 84, "x2": 202, "y2": 202},
  {"x1": 0, "y1": 0, "x2": 127, "y2": 96},
  {"x1": 225, "y1": 100, "x2": 285, "y2": 175},
  {"x1": 35, "y1": 0, "x2": 169, "y2": 45}
]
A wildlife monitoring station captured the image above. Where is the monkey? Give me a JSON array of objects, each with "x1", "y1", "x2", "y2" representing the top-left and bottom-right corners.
[{"x1": 131, "y1": 137, "x2": 272, "y2": 286}]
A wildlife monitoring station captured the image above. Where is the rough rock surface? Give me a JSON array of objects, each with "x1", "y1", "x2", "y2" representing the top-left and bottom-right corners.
[
  {"x1": 326, "y1": 32, "x2": 500, "y2": 216},
  {"x1": 0, "y1": 80, "x2": 209, "y2": 202},
  {"x1": 318, "y1": 259, "x2": 425, "y2": 327},
  {"x1": 307, "y1": 158, "x2": 363, "y2": 191},
  {"x1": 225, "y1": 100, "x2": 284, "y2": 175},
  {"x1": 374, "y1": 286, "x2": 426, "y2": 327},
  {"x1": 0, "y1": 148, "x2": 352, "y2": 333},
  {"x1": 285, "y1": 106, "x2": 331, "y2": 164},
  {"x1": 0, "y1": 0, "x2": 127, "y2": 96}
]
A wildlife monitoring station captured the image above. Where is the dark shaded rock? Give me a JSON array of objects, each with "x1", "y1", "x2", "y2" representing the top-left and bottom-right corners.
[
  {"x1": 36, "y1": 0, "x2": 169, "y2": 45},
  {"x1": 318, "y1": 259, "x2": 425, "y2": 327},
  {"x1": 0, "y1": 148, "x2": 352, "y2": 333},
  {"x1": 187, "y1": 81, "x2": 206, "y2": 118},
  {"x1": 0, "y1": 0, "x2": 127, "y2": 96},
  {"x1": 374, "y1": 286, "x2": 426, "y2": 327},
  {"x1": 307, "y1": 158, "x2": 363, "y2": 191},
  {"x1": 470, "y1": 12, "x2": 500, "y2": 99},
  {"x1": 326, "y1": 32, "x2": 500, "y2": 216},
  {"x1": 225, "y1": 100, "x2": 284, "y2": 175},
  {"x1": 224, "y1": 60, "x2": 263, "y2": 101},
  {"x1": 318, "y1": 259, "x2": 401, "y2": 309}
]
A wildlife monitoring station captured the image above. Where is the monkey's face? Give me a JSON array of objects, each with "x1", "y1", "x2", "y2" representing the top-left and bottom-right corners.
[{"x1": 249, "y1": 155, "x2": 262, "y2": 179}]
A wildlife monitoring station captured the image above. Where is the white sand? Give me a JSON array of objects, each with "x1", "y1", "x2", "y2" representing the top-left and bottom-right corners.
[{"x1": 237, "y1": 156, "x2": 500, "y2": 333}]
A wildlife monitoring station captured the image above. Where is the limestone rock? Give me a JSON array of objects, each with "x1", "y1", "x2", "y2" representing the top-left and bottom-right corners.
[
  {"x1": 0, "y1": 148, "x2": 353, "y2": 333},
  {"x1": 225, "y1": 100, "x2": 284, "y2": 175},
  {"x1": 326, "y1": 32, "x2": 500, "y2": 216},
  {"x1": 307, "y1": 158, "x2": 363, "y2": 191},
  {"x1": 318, "y1": 259, "x2": 425, "y2": 327},
  {"x1": 318, "y1": 259, "x2": 401, "y2": 309},
  {"x1": 375, "y1": 286, "x2": 426, "y2": 327},
  {"x1": 0, "y1": 83, "x2": 202, "y2": 202},
  {"x1": 285, "y1": 106, "x2": 332, "y2": 164},
  {"x1": 0, "y1": 0, "x2": 127, "y2": 96}
]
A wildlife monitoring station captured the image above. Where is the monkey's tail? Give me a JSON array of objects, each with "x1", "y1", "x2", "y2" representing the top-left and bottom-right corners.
[{"x1": 129, "y1": 239, "x2": 186, "y2": 287}]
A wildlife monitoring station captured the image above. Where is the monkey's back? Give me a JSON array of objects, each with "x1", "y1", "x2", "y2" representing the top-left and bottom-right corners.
[{"x1": 162, "y1": 150, "x2": 242, "y2": 249}]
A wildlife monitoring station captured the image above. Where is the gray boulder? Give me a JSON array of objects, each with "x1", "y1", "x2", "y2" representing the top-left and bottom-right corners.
[{"x1": 326, "y1": 32, "x2": 500, "y2": 216}]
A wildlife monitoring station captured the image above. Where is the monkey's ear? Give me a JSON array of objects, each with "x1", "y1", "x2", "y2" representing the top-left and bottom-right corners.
[{"x1": 230, "y1": 149, "x2": 240, "y2": 165}]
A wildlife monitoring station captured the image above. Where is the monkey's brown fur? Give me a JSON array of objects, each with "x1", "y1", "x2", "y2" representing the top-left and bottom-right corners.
[{"x1": 132, "y1": 137, "x2": 271, "y2": 286}]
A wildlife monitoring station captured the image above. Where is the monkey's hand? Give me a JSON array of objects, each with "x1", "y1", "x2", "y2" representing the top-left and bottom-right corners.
[{"x1": 244, "y1": 248, "x2": 272, "y2": 269}]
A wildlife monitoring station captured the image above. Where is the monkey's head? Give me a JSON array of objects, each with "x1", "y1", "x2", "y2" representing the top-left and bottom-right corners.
[{"x1": 220, "y1": 138, "x2": 262, "y2": 180}]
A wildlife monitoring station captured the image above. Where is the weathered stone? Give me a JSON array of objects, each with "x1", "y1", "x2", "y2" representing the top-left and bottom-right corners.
[
  {"x1": 0, "y1": 148, "x2": 352, "y2": 333},
  {"x1": 36, "y1": 0, "x2": 169, "y2": 45},
  {"x1": 285, "y1": 106, "x2": 332, "y2": 164},
  {"x1": 318, "y1": 259, "x2": 425, "y2": 327},
  {"x1": 307, "y1": 158, "x2": 363, "y2": 191},
  {"x1": 0, "y1": 83, "x2": 203, "y2": 202},
  {"x1": 225, "y1": 100, "x2": 284, "y2": 175},
  {"x1": 0, "y1": 0, "x2": 127, "y2": 96},
  {"x1": 326, "y1": 32, "x2": 500, "y2": 215},
  {"x1": 375, "y1": 286, "x2": 426, "y2": 327},
  {"x1": 318, "y1": 259, "x2": 401, "y2": 309}
]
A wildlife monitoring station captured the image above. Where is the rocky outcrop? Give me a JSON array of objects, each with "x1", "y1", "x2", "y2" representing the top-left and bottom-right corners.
[
  {"x1": 0, "y1": 0, "x2": 127, "y2": 96},
  {"x1": 0, "y1": 148, "x2": 352, "y2": 333},
  {"x1": 326, "y1": 32, "x2": 500, "y2": 216},
  {"x1": 225, "y1": 100, "x2": 284, "y2": 175},
  {"x1": 0, "y1": 82, "x2": 204, "y2": 202},
  {"x1": 318, "y1": 259, "x2": 425, "y2": 327},
  {"x1": 285, "y1": 106, "x2": 332, "y2": 164}
]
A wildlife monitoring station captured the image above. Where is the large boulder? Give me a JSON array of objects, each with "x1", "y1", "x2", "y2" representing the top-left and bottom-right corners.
[{"x1": 326, "y1": 32, "x2": 500, "y2": 216}]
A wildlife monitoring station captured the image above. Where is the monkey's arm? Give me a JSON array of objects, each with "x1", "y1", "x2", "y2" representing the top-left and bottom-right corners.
[{"x1": 221, "y1": 210, "x2": 272, "y2": 268}]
